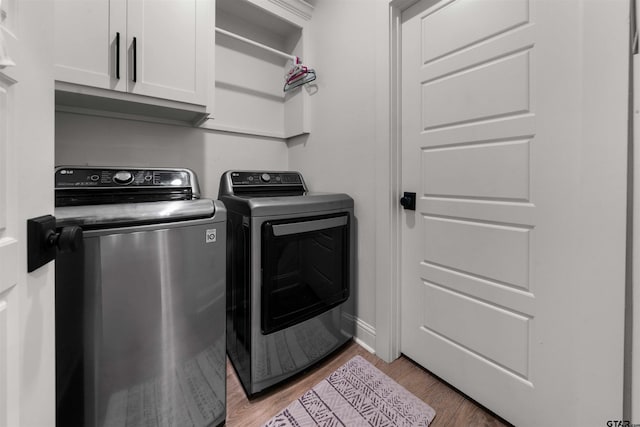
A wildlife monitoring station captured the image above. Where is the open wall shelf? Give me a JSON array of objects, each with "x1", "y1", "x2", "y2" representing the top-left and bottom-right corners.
[{"x1": 202, "y1": 0, "x2": 313, "y2": 139}]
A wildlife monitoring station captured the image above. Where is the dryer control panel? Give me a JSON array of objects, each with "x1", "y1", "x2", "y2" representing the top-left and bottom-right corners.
[
  {"x1": 220, "y1": 171, "x2": 308, "y2": 198},
  {"x1": 229, "y1": 171, "x2": 303, "y2": 186}
]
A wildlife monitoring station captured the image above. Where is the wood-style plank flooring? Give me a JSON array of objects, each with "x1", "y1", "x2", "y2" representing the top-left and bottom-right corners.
[{"x1": 225, "y1": 340, "x2": 512, "y2": 426}]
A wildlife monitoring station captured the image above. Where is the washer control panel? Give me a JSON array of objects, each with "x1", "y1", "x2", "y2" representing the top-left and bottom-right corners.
[
  {"x1": 55, "y1": 167, "x2": 192, "y2": 188},
  {"x1": 230, "y1": 171, "x2": 302, "y2": 186}
]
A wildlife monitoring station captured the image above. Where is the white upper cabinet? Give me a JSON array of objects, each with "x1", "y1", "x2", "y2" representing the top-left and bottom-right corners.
[
  {"x1": 54, "y1": 0, "x2": 127, "y2": 92},
  {"x1": 127, "y1": 0, "x2": 209, "y2": 105},
  {"x1": 54, "y1": 0, "x2": 213, "y2": 122}
]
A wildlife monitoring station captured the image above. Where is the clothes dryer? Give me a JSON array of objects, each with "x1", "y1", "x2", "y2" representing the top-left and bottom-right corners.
[{"x1": 219, "y1": 170, "x2": 355, "y2": 396}]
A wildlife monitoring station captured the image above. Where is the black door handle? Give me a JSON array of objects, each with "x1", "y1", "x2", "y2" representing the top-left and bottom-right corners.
[
  {"x1": 400, "y1": 192, "x2": 416, "y2": 210},
  {"x1": 27, "y1": 215, "x2": 82, "y2": 272},
  {"x1": 132, "y1": 36, "x2": 137, "y2": 82},
  {"x1": 115, "y1": 32, "x2": 120, "y2": 79}
]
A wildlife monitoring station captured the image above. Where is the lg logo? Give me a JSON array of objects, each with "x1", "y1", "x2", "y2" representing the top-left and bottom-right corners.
[{"x1": 205, "y1": 229, "x2": 217, "y2": 243}]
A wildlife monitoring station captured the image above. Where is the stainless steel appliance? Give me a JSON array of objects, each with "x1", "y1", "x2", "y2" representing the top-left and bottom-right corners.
[
  {"x1": 55, "y1": 167, "x2": 226, "y2": 427},
  {"x1": 219, "y1": 170, "x2": 355, "y2": 397}
]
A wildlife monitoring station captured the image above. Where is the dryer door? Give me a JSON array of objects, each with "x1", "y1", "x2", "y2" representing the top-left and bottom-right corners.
[{"x1": 261, "y1": 213, "x2": 350, "y2": 334}]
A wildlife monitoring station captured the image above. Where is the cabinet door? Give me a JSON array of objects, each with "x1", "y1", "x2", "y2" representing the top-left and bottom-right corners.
[
  {"x1": 127, "y1": 0, "x2": 210, "y2": 105},
  {"x1": 54, "y1": 0, "x2": 126, "y2": 92}
]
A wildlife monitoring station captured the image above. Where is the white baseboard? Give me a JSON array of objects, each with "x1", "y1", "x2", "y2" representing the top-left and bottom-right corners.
[{"x1": 344, "y1": 313, "x2": 376, "y2": 354}]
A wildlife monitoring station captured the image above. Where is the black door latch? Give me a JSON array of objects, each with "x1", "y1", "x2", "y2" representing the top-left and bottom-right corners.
[
  {"x1": 27, "y1": 215, "x2": 82, "y2": 273},
  {"x1": 400, "y1": 192, "x2": 416, "y2": 210}
]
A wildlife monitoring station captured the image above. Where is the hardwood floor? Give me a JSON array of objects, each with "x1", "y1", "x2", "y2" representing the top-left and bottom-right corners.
[{"x1": 225, "y1": 340, "x2": 512, "y2": 426}]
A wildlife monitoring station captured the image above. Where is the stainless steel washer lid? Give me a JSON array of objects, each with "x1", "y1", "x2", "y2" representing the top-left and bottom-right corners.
[{"x1": 55, "y1": 199, "x2": 217, "y2": 228}]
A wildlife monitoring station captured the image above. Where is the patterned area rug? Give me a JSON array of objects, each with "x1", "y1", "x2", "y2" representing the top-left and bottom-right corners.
[{"x1": 263, "y1": 355, "x2": 436, "y2": 427}]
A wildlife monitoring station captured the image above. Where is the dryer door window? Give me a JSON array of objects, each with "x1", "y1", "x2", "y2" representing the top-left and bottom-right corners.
[{"x1": 261, "y1": 213, "x2": 350, "y2": 334}]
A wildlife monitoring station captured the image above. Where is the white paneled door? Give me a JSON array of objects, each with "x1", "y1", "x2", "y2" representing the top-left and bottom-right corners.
[
  {"x1": 400, "y1": 0, "x2": 629, "y2": 425},
  {"x1": 1, "y1": 1, "x2": 55, "y2": 426}
]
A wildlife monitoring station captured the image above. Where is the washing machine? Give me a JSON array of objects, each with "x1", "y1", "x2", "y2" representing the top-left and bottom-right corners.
[
  {"x1": 54, "y1": 166, "x2": 226, "y2": 427},
  {"x1": 219, "y1": 170, "x2": 355, "y2": 397}
]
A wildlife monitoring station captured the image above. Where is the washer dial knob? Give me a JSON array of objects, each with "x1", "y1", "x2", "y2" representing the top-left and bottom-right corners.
[
  {"x1": 261, "y1": 173, "x2": 271, "y2": 182},
  {"x1": 113, "y1": 171, "x2": 134, "y2": 185}
]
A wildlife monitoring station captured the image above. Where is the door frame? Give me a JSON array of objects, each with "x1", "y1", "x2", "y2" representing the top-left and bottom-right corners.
[
  {"x1": 373, "y1": 0, "x2": 418, "y2": 364},
  {"x1": 374, "y1": 0, "x2": 635, "y2": 420}
]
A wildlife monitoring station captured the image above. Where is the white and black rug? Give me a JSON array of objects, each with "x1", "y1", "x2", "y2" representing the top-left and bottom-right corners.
[{"x1": 263, "y1": 355, "x2": 436, "y2": 427}]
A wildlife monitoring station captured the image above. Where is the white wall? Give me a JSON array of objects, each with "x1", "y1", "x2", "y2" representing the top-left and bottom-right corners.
[
  {"x1": 54, "y1": 0, "x2": 388, "y2": 354},
  {"x1": 287, "y1": 0, "x2": 386, "y2": 352},
  {"x1": 55, "y1": 112, "x2": 289, "y2": 198}
]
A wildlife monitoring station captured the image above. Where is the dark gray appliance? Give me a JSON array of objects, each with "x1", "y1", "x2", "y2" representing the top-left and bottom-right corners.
[
  {"x1": 55, "y1": 166, "x2": 226, "y2": 427},
  {"x1": 219, "y1": 170, "x2": 355, "y2": 397}
]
